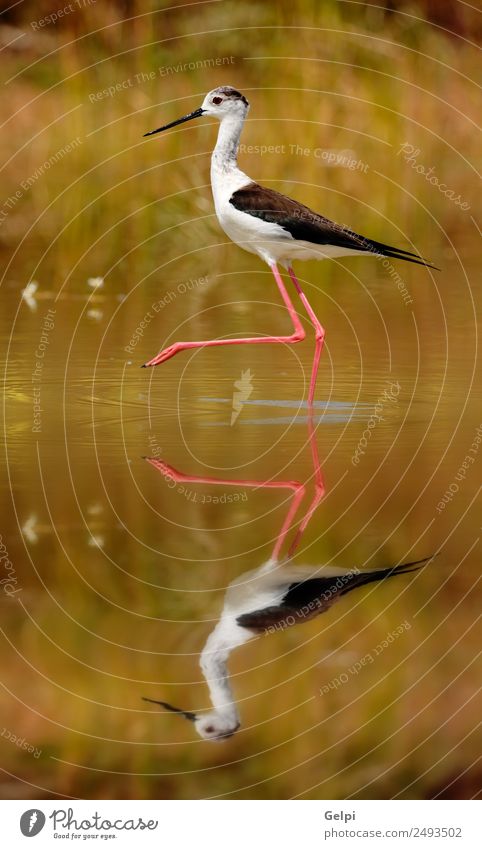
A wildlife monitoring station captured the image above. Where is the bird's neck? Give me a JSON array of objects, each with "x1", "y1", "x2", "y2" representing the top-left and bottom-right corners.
[
  {"x1": 200, "y1": 622, "x2": 246, "y2": 723},
  {"x1": 211, "y1": 114, "x2": 245, "y2": 173}
]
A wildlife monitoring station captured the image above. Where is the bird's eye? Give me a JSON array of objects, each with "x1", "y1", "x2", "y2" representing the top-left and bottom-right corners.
[
  {"x1": 205, "y1": 725, "x2": 215, "y2": 733},
  {"x1": 212, "y1": 97, "x2": 223, "y2": 105}
]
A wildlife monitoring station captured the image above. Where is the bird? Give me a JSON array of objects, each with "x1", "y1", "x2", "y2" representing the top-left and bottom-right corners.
[
  {"x1": 142, "y1": 86, "x2": 437, "y2": 405},
  {"x1": 143, "y1": 554, "x2": 432, "y2": 742}
]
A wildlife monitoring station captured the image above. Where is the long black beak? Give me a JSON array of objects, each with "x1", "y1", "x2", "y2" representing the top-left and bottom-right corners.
[
  {"x1": 143, "y1": 107, "x2": 205, "y2": 137},
  {"x1": 142, "y1": 696, "x2": 197, "y2": 722}
]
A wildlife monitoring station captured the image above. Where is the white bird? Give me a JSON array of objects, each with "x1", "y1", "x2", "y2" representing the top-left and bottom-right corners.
[{"x1": 142, "y1": 86, "x2": 437, "y2": 405}]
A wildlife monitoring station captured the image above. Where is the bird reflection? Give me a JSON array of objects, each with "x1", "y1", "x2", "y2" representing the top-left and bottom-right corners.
[{"x1": 143, "y1": 418, "x2": 432, "y2": 742}]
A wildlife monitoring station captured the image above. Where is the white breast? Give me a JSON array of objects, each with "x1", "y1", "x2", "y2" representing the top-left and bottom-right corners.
[{"x1": 211, "y1": 160, "x2": 294, "y2": 264}]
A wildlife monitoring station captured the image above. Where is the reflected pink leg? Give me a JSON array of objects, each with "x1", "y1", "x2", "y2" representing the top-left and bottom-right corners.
[
  {"x1": 287, "y1": 415, "x2": 325, "y2": 558},
  {"x1": 146, "y1": 414, "x2": 325, "y2": 562},
  {"x1": 142, "y1": 263, "x2": 305, "y2": 368},
  {"x1": 287, "y1": 267, "x2": 325, "y2": 407},
  {"x1": 145, "y1": 457, "x2": 305, "y2": 562},
  {"x1": 270, "y1": 482, "x2": 306, "y2": 561}
]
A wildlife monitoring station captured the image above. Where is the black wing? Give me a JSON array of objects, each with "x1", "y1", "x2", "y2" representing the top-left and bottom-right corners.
[{"x1": 230, "y1": 183, "x2": 438, "y2": 269}]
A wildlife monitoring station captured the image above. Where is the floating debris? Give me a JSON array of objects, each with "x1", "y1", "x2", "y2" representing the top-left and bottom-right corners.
[
  {"x1": 22, "y1": 514, "x2": 38, "y2": 544},
  {"x1": 88, "y1": 534, "x2": 105, "y2": 548},
  {"x1": 87, "y1": 309, "x2": 103, "y2": 321},
  {"x1": 21, "y1": 281, "x2": 38, "y2": 311},
  {"x1": 87, "y1": 276, "x2": 104, "y2": 289}
]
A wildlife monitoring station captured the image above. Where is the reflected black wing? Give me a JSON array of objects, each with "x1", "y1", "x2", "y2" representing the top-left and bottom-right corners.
[{"x1": 236, "y1": 557, "x2": 432, "y2": 633}]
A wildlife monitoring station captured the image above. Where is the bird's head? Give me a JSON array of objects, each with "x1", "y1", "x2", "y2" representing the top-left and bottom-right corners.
[
  {"x1": 194, "y1": 710, "x2": 240, "y2": 742},
  {"x1": 144, "y1": 86, "x2": 249, "y2": 138},
  {"x1": 201, "y1": 86, "x2": 249, "y2": 119},
  {"x1": 142, "y1": 697, "x2": 240, "y2": 742}
]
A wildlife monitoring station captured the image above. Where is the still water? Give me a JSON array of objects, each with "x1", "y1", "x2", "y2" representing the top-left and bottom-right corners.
[{"x1": 1, "y1": 244, "x2": 480, "y2": 799}]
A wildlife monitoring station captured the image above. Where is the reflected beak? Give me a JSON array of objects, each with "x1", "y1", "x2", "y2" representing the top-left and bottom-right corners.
[
  {"x1": 217, "y1": 724, "x2": 240, "y2": 740},
  {"x1": 143, "y1": 107, "x2": 205, "y2": 137},
  {"x1": 142, "y1": 696, "x2": 197, "y2": 722}
]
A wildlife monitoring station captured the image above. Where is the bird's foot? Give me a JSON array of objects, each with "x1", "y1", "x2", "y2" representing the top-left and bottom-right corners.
[{"x1": 142, "y1": 343, "x2": 181, "y2": 368}]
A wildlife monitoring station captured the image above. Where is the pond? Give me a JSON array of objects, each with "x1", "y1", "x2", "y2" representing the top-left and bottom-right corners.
[{"x1": 2, "y1": 236, "x2": 479, "y2": 798}]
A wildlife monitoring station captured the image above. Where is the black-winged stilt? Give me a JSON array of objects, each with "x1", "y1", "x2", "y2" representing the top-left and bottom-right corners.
[{"x1": 143, "y1": 86, "x2": 437, "y2": 405}]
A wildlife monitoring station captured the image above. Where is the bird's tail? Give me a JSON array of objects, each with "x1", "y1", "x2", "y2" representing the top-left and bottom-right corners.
[{"x1": 362, "y1": 237, "x2": 440, "y2": 270}]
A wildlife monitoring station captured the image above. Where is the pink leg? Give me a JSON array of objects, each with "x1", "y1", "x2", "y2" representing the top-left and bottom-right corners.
[
  {"x1": 287, "y1": 267, "x2": 325, "y2": 407},
  {"x1": 142, "y1": 263, "x2": 305, "y2": 367}
]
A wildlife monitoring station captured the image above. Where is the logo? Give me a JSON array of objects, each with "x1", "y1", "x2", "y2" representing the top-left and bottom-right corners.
[{"x1": 20, "y1": 809, "x2": 46, "y2": 837}]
